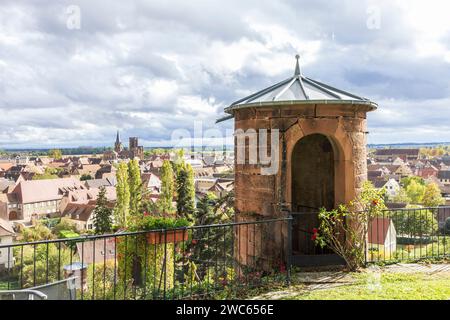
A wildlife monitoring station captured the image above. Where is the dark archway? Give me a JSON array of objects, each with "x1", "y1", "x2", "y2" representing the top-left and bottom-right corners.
[
  {"x1": 291, "y1": 134, "x2": 335, "y2": 213},
  {"x1": 291, "y1": 134, "x2": 343, "y2": 266}
]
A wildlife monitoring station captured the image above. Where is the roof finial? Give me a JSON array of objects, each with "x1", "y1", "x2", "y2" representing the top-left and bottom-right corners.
[{"x1": 294, "y1": 54, "x2": 301, "y2": 76}]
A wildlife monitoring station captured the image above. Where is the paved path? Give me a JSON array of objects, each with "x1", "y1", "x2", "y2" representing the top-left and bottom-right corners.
[
  {"x1": 382, "y1": 263, "x2": 450, "y2": 274},
  {"x1": 250, "y1": 271, "x2": 355, "y2": 300}
]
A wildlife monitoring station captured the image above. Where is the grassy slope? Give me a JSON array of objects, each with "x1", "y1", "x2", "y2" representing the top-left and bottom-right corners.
[{"x1": 289, "y1": 272, "x2": 450, "y2": 300}]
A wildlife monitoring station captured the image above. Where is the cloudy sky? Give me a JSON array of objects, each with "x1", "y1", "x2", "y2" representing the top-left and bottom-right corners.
[{"x1": 1, "y1": 0, "x2": 450, "y2": 148}]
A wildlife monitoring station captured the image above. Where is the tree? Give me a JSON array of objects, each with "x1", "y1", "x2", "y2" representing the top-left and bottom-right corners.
[
  {"x1": 128, "y1": 159, "x2": 142, "y2": 218},
  {"x1": 32, "y1": 167, "x2": 61, "y2": 180},
  {"x1": 52, "y1": 217, "x2": 78, "y2": 236},
  {"x1": 401, "y1": 176, "x2": 425, "y2": 189},
  {"x1": 176, "y1": 163, "x2": 195, "y2": 222},
  {"x1": 115, "y1": 162, "x2": 130, "y2": 228},
  {"x1": 21, "y1": 243, "x2": 71, "y2": 288},
  {"x1": 93, "y1": 186, "x2": 113, "y2": 234},
  {"x1": 19, "y1": 223, "x2": 54, "y2": 242},
  {"x1": 187, "y1": 192, "x2": 234, "y2": 280},
  {"x1": 144, "y1": 148, "x2": 168, "y2": 156},
  {"x1": 80, "y1": 174, "x2": 92, "y2": 181},
  {"x1": 158, "y1": 160, "x2": 175, "y2": 214},
  {"x1": 405, "y1": 180, "x2": 425, "y2": 204},
  {"x1": 173, "y1": 149, "x2": 185, "y2": 173},
  {"x1": 195, "y1": 193, "x2": 217, "y2": 225},
  {"x1": 391, "y1": 207, "x2": 438, "y2": 236},
  {"x1": 191, "y1": 193, "x2": 218, "y2": 276},
  {"x1": 422, "y1": 183, "x2": 444, "y2": 207},
  {"x1": 213, "y1": 191, "x2": 235, "y2": 223},
  {"x1": 391, "y1": 187, "x2": 411, "y2": 204},
  {"x1": 48, "y1": 149, "x2": 62, "y2": 160}
]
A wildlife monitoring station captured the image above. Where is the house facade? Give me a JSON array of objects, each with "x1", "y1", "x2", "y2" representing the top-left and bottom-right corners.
[
  {"x1": 368, "y1": 217, "x2": 397, "y2": 256},
  {"x1": 373, "y1": 178, "x2": 400, "y2": 199},
  {"x1": 0, "y1": 219, "x2": 15, "y2": 271},
  {"x1": 62, "y1": 203, "x2": 96, "y2": 231},
  {"x1": 437, "y1": 170, "x2": 450, "y2": 185},
  {"x1": 0, "y1": 178, "x2": 85, "y2": 222}
]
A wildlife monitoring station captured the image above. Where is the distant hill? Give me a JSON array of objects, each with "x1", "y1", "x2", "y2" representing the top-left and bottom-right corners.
[
  {"x1": 368, "y1": 142, "x2": 450, "y2": 149},
  {"x1": 2, "y1": 142, "x2": 449, "y2": 155}
]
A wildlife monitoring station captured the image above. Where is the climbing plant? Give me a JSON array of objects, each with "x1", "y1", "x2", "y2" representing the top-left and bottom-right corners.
[{"x1": 314, "y1": 181, "x2": 386, "y2": 271}]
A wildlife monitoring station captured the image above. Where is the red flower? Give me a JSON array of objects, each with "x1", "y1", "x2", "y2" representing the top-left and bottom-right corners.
[
  {"x1": 143, "y1": 212, "x2": 150, "y2": 216},
  {"x1": 311, "y1": 228, "x2": 319, "y2": 241},
  {"x1": 279, "y1": 263, "x2": 286, "y2": 273},
  {"x1": 372, "y1": 199, "x2": 379, "y2": 206},
  {"x1": 192, "y1": 239, "x2": 198, "y2": 245}
]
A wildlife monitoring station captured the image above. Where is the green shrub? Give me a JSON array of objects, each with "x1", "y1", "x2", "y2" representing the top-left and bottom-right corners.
[
  {"x1": 85, "y1": 261, "x2": 119, "y2": 300},
  {"x1": 17, "y1": 243, "x2": 72, "y2": 288},
  {"x1": 58, "y1": 230, "x2": 80, "y2": 238},
  {"x1": 133, "y1": 215, "x2": 189, "y2": 231},
  {"x1": 52, "y1": 217, "x2": 78, "y2": 236},
  {"x1": 396, "y1": 236, "x2": 434, "y2": 245},
  {"x1": 19, "y1": 223, "x2": 54, "y2": 242},
  {"x1": 40, "y1": 218, "x2": 61, "y2": 229},
  {"x1": 390, "y1": 209, "x2": 438, "y2": 237}
]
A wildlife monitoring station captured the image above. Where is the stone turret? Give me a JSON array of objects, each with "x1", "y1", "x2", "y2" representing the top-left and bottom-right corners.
[{"x1": 218, "y1": 55, "x2": 377, "y2": 268}]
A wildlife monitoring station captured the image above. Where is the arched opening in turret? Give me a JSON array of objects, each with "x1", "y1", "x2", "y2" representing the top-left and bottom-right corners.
[{"x1": 291, "y1": 134, "x2": 338, "y2": 261}]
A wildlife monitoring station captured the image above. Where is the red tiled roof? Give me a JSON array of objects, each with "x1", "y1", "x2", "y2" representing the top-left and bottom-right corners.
[{"x1": 12, "y1": 178, "x2": 84, "y2": 204}]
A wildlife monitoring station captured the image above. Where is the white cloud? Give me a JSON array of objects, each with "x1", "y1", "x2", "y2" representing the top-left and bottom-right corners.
[{"x1": 0, "y1": 0, "x2": 449, "y2": 147}]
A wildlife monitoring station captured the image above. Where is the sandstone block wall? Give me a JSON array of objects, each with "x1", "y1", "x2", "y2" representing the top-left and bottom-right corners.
[{"x1": 233, "y1": 103, "x2": 371, "y2": 268}]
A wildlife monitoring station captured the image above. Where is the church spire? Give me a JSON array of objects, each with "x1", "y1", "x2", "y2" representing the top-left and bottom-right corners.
[{"x1": 114, "y1": 130, "x2": 122, "y2": 153}]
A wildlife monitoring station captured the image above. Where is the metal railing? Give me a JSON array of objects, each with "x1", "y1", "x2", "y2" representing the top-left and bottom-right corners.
[
  {"x1": 366, "y1": 206, "x2": 450, "y2": 263},
  {"x1": 0, "y1": 217, "x2": 291, "y2": 300}
]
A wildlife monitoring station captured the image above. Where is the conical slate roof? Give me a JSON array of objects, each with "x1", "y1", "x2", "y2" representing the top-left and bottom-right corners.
[{"x1": 217, "y1": 55, "x2": 377, "y2": 123}]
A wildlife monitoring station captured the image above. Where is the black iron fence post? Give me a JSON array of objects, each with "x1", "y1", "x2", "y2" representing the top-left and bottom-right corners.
[{"x1": 286, "y1": 213, "x2": 293, "y2": 286}]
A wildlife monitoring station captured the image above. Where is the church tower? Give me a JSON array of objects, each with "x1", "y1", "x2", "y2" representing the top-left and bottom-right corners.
[{"x1": 114, "y1": 130, "x2": 123, "y2": 153}]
